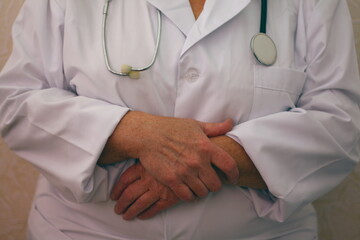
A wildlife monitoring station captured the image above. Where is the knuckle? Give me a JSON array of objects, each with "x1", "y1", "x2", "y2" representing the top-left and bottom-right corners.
[
  {"x1": 122, "y1": 189, "x2": 134, "y2": 201},
  {"x1": 177, "y1": 165, "x2": 192, "y2": 177},
  {"x1": 163, "y1": 174, "x2": 178, "y2": 186},
  {"x1": 210, "y1": 181, "x2": 222, "y2": 192},
  {"x1": 187, "y1": 159, "x2": 201, "y2": 170},
  {"x1": 222, "y1": 159, "x2": 236, "y2": 173},
  {"x1": 197, "y1": 138, "x2": 211, "y2": 153}
]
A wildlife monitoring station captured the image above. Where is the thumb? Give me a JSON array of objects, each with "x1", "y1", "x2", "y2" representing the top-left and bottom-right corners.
[{"x1": 198, "y1": 118, "x2": 234, "y2": 137}]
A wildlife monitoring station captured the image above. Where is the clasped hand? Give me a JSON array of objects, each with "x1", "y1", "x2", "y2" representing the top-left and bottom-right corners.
[{"x1": 105, "y1": 111, "x2": 239, "y2": 219}]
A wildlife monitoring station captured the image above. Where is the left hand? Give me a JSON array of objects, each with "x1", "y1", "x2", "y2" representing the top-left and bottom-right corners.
[
  {"x1": 102, "y1": 112, "x2": 239, "y2": 202},
  {"x1": 111, "y1": 162, "x2": 180, "y2": 220}
]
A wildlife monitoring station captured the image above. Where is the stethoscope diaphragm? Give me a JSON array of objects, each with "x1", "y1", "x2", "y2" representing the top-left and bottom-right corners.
[{"x1": 250, "y1": 33, "x2": 277, "y2": 66}]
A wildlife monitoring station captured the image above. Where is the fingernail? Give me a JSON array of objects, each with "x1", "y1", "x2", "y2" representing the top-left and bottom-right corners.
[
  {"x1": 123, "y1": 214, "x2": 134, "y2": 221},
  {"x1": 185, "y1": 195, "x2": 196, "y2": 202},
  {"x1": 114, "y1": 205, "x2": 122, "y2": 215}
]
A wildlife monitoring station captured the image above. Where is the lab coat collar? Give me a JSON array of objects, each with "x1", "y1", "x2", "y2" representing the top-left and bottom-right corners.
[
  {"x1": 146, "y1": 0, "x2": 195, "y2": 36},
  {"x1": 147, "y1": 0, "x2": 252, "y2": 55},
  {"x1": 182, "y1": 0, "x2": 252, "y2": 55}
]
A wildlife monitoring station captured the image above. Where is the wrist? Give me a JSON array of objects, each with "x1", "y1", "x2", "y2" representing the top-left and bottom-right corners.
[
  {"x1": 110, "y1": 110, "x2": 147, "y2": 158},
  {"x1": 98, "y1": 111, "x2": 149, "y2": 165}
]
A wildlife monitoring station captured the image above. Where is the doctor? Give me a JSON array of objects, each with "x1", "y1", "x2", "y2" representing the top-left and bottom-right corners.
[{"x1": 0, "y1": 0, "x2": 359, "y2": 239}]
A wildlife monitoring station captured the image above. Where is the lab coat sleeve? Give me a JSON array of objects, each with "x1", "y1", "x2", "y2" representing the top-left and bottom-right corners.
[
  {"x1": 226, "y1": 0, "x2": 360, "y2": 222},
  {"x1": 0, "y1": 0, "x2": 129, "y2": 203}
]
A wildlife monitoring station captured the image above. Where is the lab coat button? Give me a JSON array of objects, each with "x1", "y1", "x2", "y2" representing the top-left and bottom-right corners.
[{"x1": 184, "y1": 69, "x2": 200, "y2": 82}]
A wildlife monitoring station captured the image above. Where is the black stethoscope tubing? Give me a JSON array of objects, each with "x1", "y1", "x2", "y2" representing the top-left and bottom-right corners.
[{"x1": 260, "y1": 0, "x2": 267, "y2": 34}]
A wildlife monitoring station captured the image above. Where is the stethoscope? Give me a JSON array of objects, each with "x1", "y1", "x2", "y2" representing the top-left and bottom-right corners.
[{"x1": 102, "y1": 0, "x2": 277, "y2": 79}]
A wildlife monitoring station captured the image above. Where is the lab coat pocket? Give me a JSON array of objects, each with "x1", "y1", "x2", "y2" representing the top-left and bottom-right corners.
[{"x1": 248, "y1": 66, "x2": 306, "y2": 119}]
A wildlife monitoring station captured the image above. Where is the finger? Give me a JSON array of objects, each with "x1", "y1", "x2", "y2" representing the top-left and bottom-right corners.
[
  {"x1": 114, "y1": 180, "x2": 147, "y2": 215},
  {"x1": 137, "y1": 203, "x2": 164, "y2": 220},
  {"x1": 210, "y1": 146, "x2": 239, "y2": 184},
  {"x1": 183, "y1": 175, "x2": 209, "y2": 198},
  {"x1": 122, "y1": 191, "x2": 159, "y2": 220},
  {"x1": 111, "y1": 164, "x2": 141, "y2": 200},
  {"x1": 169, "y1": 183, "x2": 196, "y2": 202},
  {"x1": 137, "y1": 198, "x2": 179, "y2": 220},
  {"x1": 198, "y1": 167, "x2": 222, "y2": 192},
  {"x1": 198, "y1": 118, "x2": 234, "y2": 137}
]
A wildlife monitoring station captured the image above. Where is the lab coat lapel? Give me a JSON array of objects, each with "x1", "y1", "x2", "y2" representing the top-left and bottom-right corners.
[
  {"x1": 146, "y1": 0, "x2": 195, "y2": 36},
  {"x1": 181, "y1": 0, "x2": 252, "y2": 55}
]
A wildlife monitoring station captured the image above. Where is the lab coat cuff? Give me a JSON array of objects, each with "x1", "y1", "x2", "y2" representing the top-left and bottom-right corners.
[
  {"x1": 225, "y1": 126, "x2": 290, "y2": 222},
  {"x1": 74, "y1": 106, "x2": 131, "y2": 203},
  {"x1": 3, "y1": 103, "x2": 130, "y2": 204},
  {"x1": 226, "y1": 121, "x2": 357, "y2": 222}
]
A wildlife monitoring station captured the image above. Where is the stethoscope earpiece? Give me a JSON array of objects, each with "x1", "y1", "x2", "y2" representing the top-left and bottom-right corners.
[
  {"x1": 120, "y1": 64, "x2": 132, "y2": 74},
  {"x1": 121, "y1": 64, "x2": 140, "y2": 79}
]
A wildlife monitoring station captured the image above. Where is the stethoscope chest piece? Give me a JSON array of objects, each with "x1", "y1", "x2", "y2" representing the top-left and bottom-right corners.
[{"x1": 251, "y1": 33, "x2": 277, "y2": 66}]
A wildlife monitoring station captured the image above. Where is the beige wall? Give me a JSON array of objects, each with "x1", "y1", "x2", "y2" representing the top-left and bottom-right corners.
[
  {"x1": 0, "y1": 2, "x2": 38, "y2": 240},
  {"x1": 0, "y1": 1, "x2": 359, "y2": 239}
]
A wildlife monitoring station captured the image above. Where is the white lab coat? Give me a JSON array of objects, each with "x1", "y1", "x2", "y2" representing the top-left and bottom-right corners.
[{"x1": 0, "y1": 0, "x2": 359, "y2": 239}]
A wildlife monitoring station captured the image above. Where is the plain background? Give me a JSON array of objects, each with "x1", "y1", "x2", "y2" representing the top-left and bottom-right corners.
[{"x1": 0, "y1": 0, "x2": 359, "y2": 239}]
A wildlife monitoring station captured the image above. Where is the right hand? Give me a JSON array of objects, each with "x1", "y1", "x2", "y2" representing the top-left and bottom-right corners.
[
  {"x1": 104, "y1": 111, "x2": 239, "y2": 202},
  {"x1": 111, "y1": 162, "x2": 180, "y2": 220}
]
